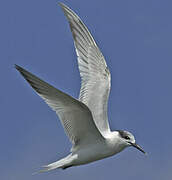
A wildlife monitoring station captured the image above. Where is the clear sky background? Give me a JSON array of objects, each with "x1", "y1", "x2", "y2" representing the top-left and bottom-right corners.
[{"x1": 1, "y1": 0, "x2": 172, "y2": 179}]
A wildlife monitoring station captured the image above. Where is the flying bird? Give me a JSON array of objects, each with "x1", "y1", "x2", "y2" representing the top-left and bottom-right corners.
[{"x1": 15, "y1": 2, "x2": 146, "y2": 171}]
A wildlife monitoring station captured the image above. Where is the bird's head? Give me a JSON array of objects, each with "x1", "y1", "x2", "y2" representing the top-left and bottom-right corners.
[{"x1": 117, "y1": 130, "x2": 146, "y2": 154}]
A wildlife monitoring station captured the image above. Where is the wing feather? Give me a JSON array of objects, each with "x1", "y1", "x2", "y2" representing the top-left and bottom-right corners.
[
  {"x1": 60, "y1": 3, "x2": 111, "y2": 135},
  {"x1": 15, "y1": 65, "x2": 104, "y2": 147}
]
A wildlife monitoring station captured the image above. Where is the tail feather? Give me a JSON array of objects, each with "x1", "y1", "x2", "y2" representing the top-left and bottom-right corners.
[
  {"x1": 40, "y1": 159, "x2": 66, "y2": 172},
  {"x1": 34, "y1": 154, "x2": 75, "y2": 174}
]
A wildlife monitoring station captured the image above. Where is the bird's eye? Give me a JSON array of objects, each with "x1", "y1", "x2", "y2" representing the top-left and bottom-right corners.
[{"x1": 125, "y1": 136, "x2": 130, "y2": 140}]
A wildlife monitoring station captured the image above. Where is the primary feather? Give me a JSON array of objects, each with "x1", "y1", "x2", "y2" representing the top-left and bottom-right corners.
[
  {"x1": 15, "y1": 65, "x2": 104, "y2": 149},
  {"x1": 60, "y1": 3, "x2": 111, "y2": 135}
]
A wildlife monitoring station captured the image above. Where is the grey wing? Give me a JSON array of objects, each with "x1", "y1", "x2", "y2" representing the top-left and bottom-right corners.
[
  {"x1": 15, "y1": 65, "x2": 104, "y2": 146},
  {"x1": 60, "y1": 3, "x2": 111, "y2": 135}
]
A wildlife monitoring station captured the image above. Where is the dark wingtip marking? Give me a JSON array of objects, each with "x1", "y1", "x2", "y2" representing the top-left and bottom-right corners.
[
  {"x1": 15, "y1": 64, "x2": 19, "y2": 70},
  {"x1": 15, "y1": 64, "x2": 24, "y2": 73},
  {"x1": 15, "y1": 65, "x2": 46, "y2": 95}
]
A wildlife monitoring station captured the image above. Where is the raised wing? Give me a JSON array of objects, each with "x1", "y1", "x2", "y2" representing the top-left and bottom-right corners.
[
  {"x1": 60, "y1": 3, "x2": 111, "y2": 135},
  {"x1": 15, "y1": 65, "x2": 104, "y2": 148}
]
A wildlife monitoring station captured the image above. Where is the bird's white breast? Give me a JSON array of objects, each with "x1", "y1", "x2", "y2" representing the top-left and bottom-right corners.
[{"x1": 71, "y1": 131, "x2": 126, "y2": 166}]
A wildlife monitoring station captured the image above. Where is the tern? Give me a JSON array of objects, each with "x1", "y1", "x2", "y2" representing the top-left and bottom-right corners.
[{"x1": 15, "y1": 3, "x2": 146, "y2": 171}]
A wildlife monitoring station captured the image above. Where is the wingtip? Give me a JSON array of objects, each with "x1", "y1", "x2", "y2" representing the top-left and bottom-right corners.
[
  {"x1": 14, "y1": 64, "x2": 23, "y2": 72},
  {"x1": 58, "y1": 2, "x2": 73, "y2": 14},
  {"x1": 58, "y1": 2, "x2": 64, "y2": 6},
  {"x1": 58, "y1": 2, "x2": 67, "y2": 8},
  {"x1": 14, "y1": 64, "x2": 20, "y2": 70}
]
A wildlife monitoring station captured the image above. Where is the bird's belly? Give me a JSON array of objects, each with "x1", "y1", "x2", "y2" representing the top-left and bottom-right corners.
[{"x1": 72, "y1": 142, "x2": 121, "y2": 166}]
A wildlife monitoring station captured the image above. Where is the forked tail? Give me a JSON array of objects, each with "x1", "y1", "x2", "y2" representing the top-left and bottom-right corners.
[{"x1": 34, "y1": 154, "x2": 75, "y2": 174}]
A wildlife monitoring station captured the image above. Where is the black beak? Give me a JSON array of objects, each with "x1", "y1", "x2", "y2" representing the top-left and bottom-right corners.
[{"x1": 130, "y1": 142, "x2": 146, "y2": 154}]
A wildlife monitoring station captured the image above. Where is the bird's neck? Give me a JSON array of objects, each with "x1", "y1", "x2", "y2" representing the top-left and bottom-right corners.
[{"x1": 106, "y1": 131, "x2": 127, "y2": 154}]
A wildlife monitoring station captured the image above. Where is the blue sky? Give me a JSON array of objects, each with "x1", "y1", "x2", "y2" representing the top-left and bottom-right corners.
[{"x1": 1, "y1": 0, "x2": 172, "y2": 179}]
